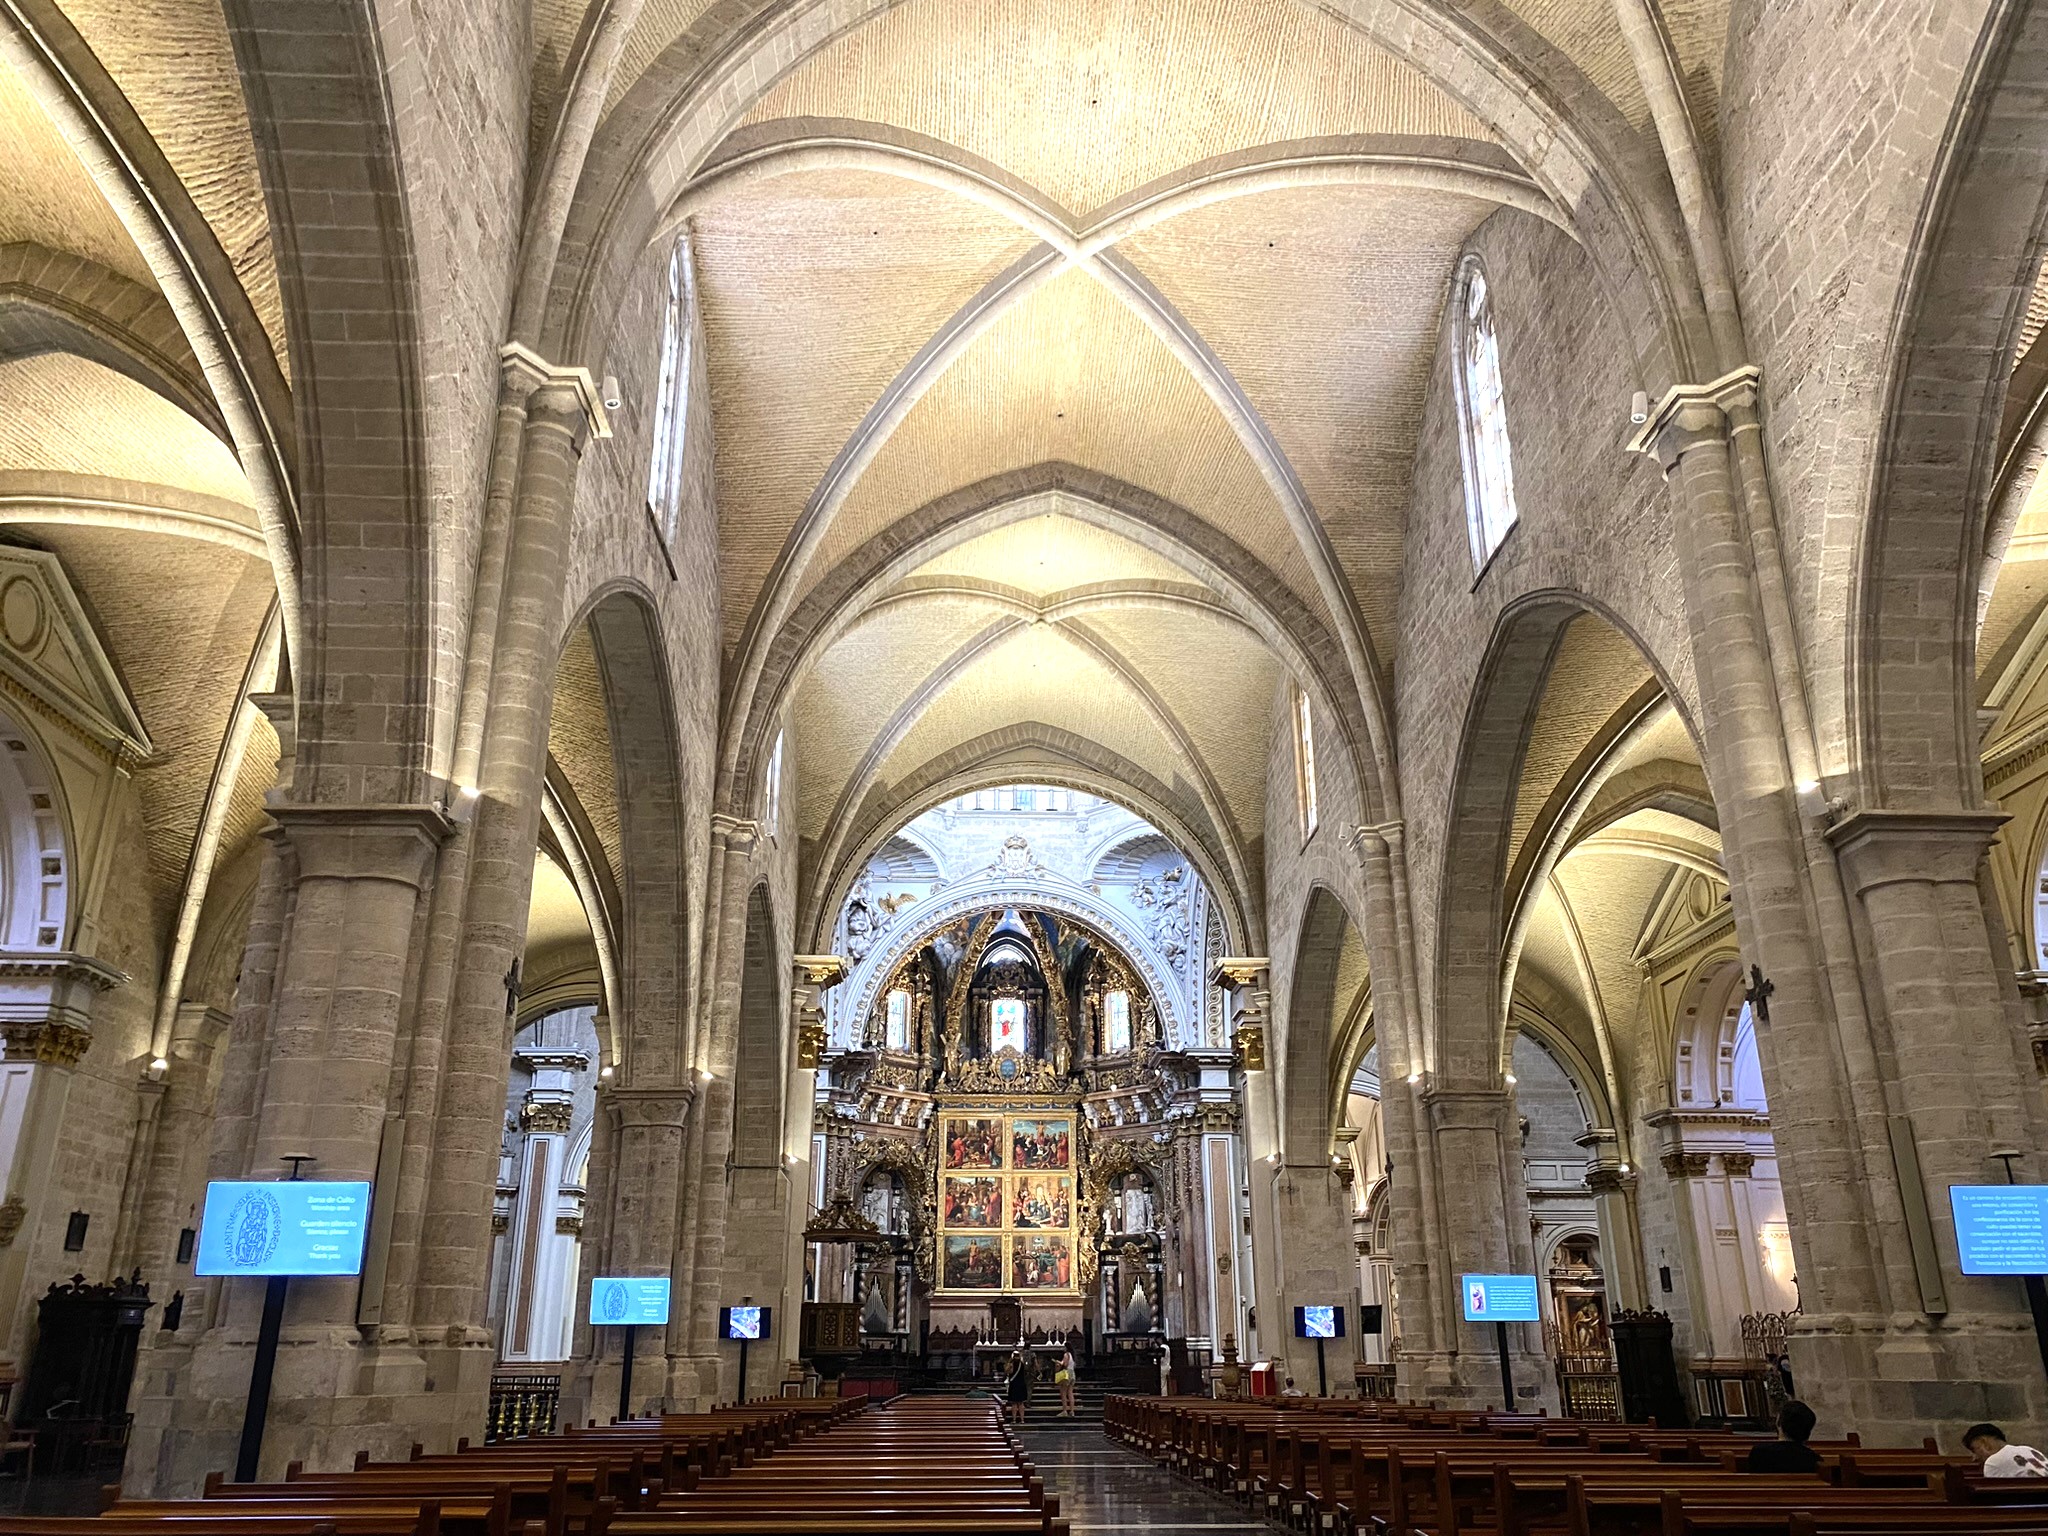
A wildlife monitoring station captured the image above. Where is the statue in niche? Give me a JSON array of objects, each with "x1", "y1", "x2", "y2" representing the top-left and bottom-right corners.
[
  {"x1": 1054, "y1": 1029, "x2": 1071, "y2": 1076},
  {"x1": 862, "y1": 1180, "x2": 891, "y2": 1233},
  {"x1": 1121, "y1": 1175, "x2": 1154, "y2": 1235}
]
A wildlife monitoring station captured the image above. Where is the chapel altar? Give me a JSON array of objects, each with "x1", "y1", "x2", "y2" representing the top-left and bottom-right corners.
[{"x1": 805, "y1": 821, "x2": 1245, "y2": 1367}]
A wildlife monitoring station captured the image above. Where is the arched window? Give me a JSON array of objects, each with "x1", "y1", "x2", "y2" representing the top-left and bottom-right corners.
[
  {"x1": 1293, "y1": 687, "x2": 1319, "y2": 840},
  {"x1": 1453, "y1": 255, "x2": 1519, "y2": 569},
  {"x1": 885, "y1": 989, "x2": 911, "y2": 1052},
  {"x1": 645, "y1": 235, "x2": 696, "y2": 543},
  {"x1": 1103, "y1": 990, "x2": 1131, "y2": 1054},
  {"x1": 764, "y1": 729, "x2": 785, "y2": 834}
]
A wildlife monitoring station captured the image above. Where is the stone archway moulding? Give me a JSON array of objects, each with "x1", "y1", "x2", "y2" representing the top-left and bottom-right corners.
[
  {"x1": 835, "y1": 867, "x2": 1200, "y2": 1053},
  {"x1": 802, "y1": 732, "x2": 1254, "y2": 961}
]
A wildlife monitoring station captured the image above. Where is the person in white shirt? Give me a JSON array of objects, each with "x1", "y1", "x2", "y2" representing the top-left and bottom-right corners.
[
  {"x1": 1280, "y1": 1376, "x2": 1308, "y2": 1399},
  {"x1": 1965, "y1": 1423, "x2": 2048, "y2": 1478}
]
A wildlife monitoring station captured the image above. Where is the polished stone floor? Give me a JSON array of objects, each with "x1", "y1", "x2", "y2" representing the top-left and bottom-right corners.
[{"x1": 1021, "y1": 1428, "x2": 1275, "y2": 1532}]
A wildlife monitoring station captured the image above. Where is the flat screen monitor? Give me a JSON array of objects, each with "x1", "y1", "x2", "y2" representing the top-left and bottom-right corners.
[
  {"x1": 194, "y1": 1180, "x2": 372, "y2": 1278},
  {"x1": 589, "y1": 1276, "x2": 672, "y2": 1326},
  {"x1": 721, "y1": 1304, "x2": 770, "y2": 1341},
  {"x1": 1293, "y1": 1304, "x2": 1343, "y2": 1339},
  {"x1": 1461, "y1": 1273, "x2": 1542, "y2": 1323},
  {"x1": 1951, "y1": 1185, "x2": 2048, "y2": 1275}
]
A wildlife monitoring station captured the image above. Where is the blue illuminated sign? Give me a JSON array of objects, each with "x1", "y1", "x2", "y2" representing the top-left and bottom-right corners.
[
  {"x1": 726, "y1": 1305, "x2": 762, "y2": 1340},
  {"x1": 1461, "y1": 1273, "x2": 1542, "y2": 1323},
  {"x1": 1298, "y1": 1305, "x2": 1338, "y2": 1339},
  {"x1": 1952, "y1": 1185, "x2": 2048, "y2": 1276},
  {"x1": 194, "y1": 1181, "x2": 371, "y2": 1278},
  {"x1": 589, "y1": 1276, "x2": 672, "y2": 1326}
]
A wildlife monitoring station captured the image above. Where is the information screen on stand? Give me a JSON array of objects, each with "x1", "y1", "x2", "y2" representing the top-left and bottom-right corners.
[
  {"x1": 1952, "y1": 1185, "x2": 2048, "y2": 1275},
  {"x1": 1294, "y1": 1305, "x2": 1343, "y2": 1339},
  {"x1": 721, "y1": 1305, "x2": 770, "y2": 1340},
  {"x1": 589, "y1": 1276, "x2": 672, "y2": 1325},
  {"x1": 195, "y1": 1181, "x2": 371, "y2": 1277},
  {"x1": 1461, "y1": 1273, "x2": 1542, "y2": 1322}
]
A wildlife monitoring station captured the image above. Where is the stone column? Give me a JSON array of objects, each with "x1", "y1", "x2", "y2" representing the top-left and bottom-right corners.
[
  {"x1": 127, "y1": 826, "x2": 294, "y2": 1491},
  {"x1": 125, "y1": 1004, "x2": 232, "y2": 1283},
  {"x1": 147, "y1": 803, "x2": 450, "y2": 1489},
  {"x1": 1352, "y1": 825, "x2": 1449, "y2": 1377},
  {"x1": 597, "y1": 1085, "x2": 693, "y2": 1416},
  {"x1": 1824, "y1": 810, "x2": 2048, "y2": 1432},
  {"x1": 1579, "y1": 1133, "x2": 1648, "y2": 1313},
  {"x1": 0, "y1": 956, "x2": 118, "y2": 1364},
  {"x1": 405, "y1": 377, "x2": 602, "y2": 1425},
  {"x1": 1637, "y1": 384, "x2": 1908, "y2": 1432},
  {"x1": 1423, "y1": 1086, "x2": 1554, "y2": 1411}
]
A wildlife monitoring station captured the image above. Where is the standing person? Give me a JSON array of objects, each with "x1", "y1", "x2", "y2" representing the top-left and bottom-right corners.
[
  {"x1": 1742, "y1": 1400, "x2": 1820, "y2": 1474},
  {"x1": 1005, "y1": 1351, "x2": 1031, "y2": 1427},
  {"x1": 1965, "y1": 1424, "x2": 2048, "y2": 1477},
  {"x1": 1055, "y1": 1345, "x2": 1077, "y2": 1418}
]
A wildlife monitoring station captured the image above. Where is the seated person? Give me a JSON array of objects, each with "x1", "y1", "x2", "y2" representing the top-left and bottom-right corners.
[
  {"x1": 1744, "y1": 1400, "x2": 1820, "y2": 1474},
  {"x1": 1965, "y1": 1423, "x2": 2048, "y2": 1478},
  {"x1": 1279, "y1": 1375, "x2": 1307, "y2": 1399}
]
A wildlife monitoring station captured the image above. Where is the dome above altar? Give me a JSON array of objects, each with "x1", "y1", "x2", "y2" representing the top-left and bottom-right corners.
[{"x1": 825, "y1": 786, "x2": 1227, "y2": 1052}]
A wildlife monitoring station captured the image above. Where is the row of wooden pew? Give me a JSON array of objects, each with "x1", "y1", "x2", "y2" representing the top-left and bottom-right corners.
[
  {"x1": 1106, "y1": 1392, "x2": 2048, "y2": 1536},
  {"x1": 0, "y1": 1394, "x2": 1066, "y2": 1536}
]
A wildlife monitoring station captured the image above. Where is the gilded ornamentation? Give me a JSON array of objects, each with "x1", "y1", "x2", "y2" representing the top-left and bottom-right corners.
[
  {"x1": 2, "y1": 1019, "x2": 90, "y2": 1067},
  {"x1": 555, "y1": 1213, "x2": 582, "y2": 1236},
  {"x1": 519, "y1": 1098, "x2": 573, "y2": 1134},
  {"x1": 1232, "y1": 1022, "x2": 1266, "y2": 1072}
]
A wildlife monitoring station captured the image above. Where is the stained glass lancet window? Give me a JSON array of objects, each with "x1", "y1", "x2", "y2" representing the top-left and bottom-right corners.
[
  {"x1": 645, "y1": 236, "x2": 696, "y2": 543},
  {"x1": 1294, "y1": 687, "x2": 1319, "y2": 840},
  {"x1": 1454, "y1": 256, "x2": 1519, "y2": 569}
]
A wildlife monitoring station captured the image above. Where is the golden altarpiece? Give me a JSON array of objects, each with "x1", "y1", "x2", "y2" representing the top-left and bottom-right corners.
[{"x1": 805, "y1": 903, "x2": 1239, "y2": 1373}]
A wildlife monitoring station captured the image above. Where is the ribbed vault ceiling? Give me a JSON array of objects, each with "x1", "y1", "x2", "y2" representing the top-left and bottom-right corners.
[{"x1": 647, "y1": 0, "x2": 1728, "y2": 882}]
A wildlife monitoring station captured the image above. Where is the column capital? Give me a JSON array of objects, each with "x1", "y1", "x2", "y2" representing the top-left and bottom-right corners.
[
  {"x1": 607, "y1": 1084, "x2": 696, "y2": 1131},
  {"x1": 712, "y1": 813, "x2": 762, "y2": 851},
  {"x1": 1626, "y1": 366, "x2": 1761, "y2": 472},
  {"x1": 1346, "y1": 821, "x2": 1407, "y2": 863},
  {"x1": 266, "y1": 802, "x2": 454, "y2": 887},
  {"x1": 1584, "y1": 1164, "x2": 1636, "y2": 1195},
  {"x1": 498, "y1": 342, "x2": 612, "y2": 440},
  {"x1": 1824, "y1": 807, "x2": 2008, "y2": 892},
  {"x1": 1720, "y1": 1150, "x2": 1756, "y2": 1177},
  {"x1": 1, "y1": 1018, "x2": 90, "y2": 1067},
  {"x1": 1660, "y1": 1149, "x2": 1713, "y2": 1179},
  {"x1": 1209, "y1": 956, "x2": 1270, "y2": 990}
]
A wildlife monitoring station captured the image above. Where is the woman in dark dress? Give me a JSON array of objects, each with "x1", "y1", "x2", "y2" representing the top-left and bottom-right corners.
[{"x1": 1005, "y1": 1352, "x2": 1031, "y2": 1426}]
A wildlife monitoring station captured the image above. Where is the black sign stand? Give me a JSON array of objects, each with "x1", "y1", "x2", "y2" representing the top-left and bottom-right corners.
[
  {"x1": 233, "y1": 1155, "x2": 315, "y2": 1483},
  {"x1": 736, "y1": 1334, "x2": 751, "y2": 1405},
  {"x1": 618, "y1": 1323, "x2": 638, "y2": 1422},
  {"x1": 1494, "y1": 1320, "x2": 1514, "y2": 1413},
  {"x1": 1313, "y1": 1334, "x2": 1327, "y2": 1398}
]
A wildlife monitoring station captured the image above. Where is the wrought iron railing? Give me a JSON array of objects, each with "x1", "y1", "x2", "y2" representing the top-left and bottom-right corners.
[{"x1": 486, "y1": 1372, "x2": 561, "y2": 1442}]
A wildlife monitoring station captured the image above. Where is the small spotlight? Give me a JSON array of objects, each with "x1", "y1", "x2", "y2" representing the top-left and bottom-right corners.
[
  {"x1": 599, "y1": 1064, "x2": 614, "y2": 1080},
  {"x1": 1618, "y1": 1163, "x2": 1631, "y2": 1175},
  {"x1": 1504, "y1": 1073, "x2": 1517, "y2": 1085},
  {"x1": 1795, "y1": 779, "x2": 1820, "y2": 795},
  {"x1": 147, "y1": 1056, "x2": 169, "y2": 1079},
  {"x1": 1406, "y1": 1071, "x2": 1421, "y2": 1085},
  {"x1": 700, "y1": 1068, "x2": 714, "y2": 1082}
]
